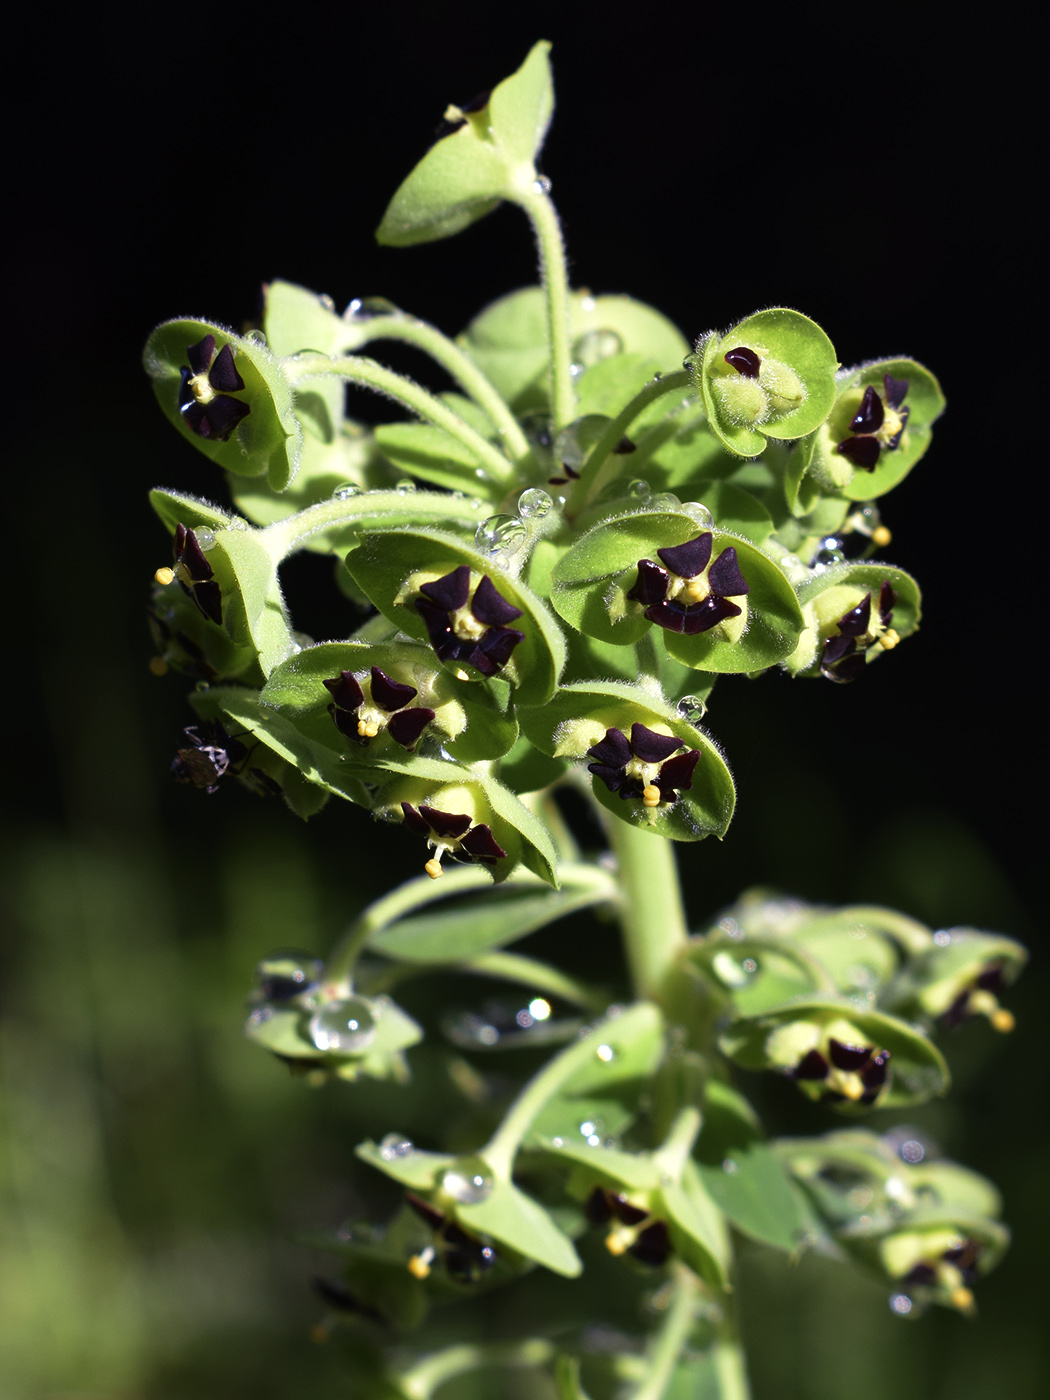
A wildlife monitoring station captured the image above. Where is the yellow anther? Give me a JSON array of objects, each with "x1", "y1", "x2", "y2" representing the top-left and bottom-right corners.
[
  {"x1": 154, "y1": 566, "x2": 175, "y2": 586},
  {"x1": 407, "y1": 1252, "x2": 432, "y2": 1279},
  {"x1": 641, "y1": 784, "x2": 662, "y2": 808},
  {"x1": 358, "y1": 718, "x2": 381, "y2": 738},
  {"x1": 872, "y1": 525, "x2": 892, "y2": 547},
  {"x1": 877, "y1": 628, "x2": 900, "y2": 651},
  {"x1": 148, "y1": 656, "x2": 169, "y2": 677},
  {"x1": 837, "y1": 1075, "x2": 865, "y2": 1101},
  {"x1": 425, "y1": 858, "x2": 444, "y2": 880},
  {"x1": 681, "y1": 578, "x2": 709, "y2": 604},
  {"x1": 604, "y1": 1229, "x2": 631, "y2": 1257},
  {"x1": 188, "y1": 372, "x2": 215, "y2": 405},
  {"x1": 949, "y1": 1285, "x2": 975, "y2": 1313},
  {"x1": 991, "y1": 1008, "x2": 1015, "y2": 1034}
]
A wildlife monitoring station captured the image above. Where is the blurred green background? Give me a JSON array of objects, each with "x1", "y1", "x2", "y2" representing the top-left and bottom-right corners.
[{"x1": 4, "y1": 4, "x2": 1039, "y2": 1396}]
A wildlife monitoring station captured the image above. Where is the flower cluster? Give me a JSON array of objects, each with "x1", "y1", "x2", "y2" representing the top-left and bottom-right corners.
[
  {"x1": 178, "y1": 334, "x2": 250, "y2": 441},
  {"x1": 415, "y1": 567, "x2": 524, "y2": 677},
  {"x1": 821, "y1": 580, "x2": 898, "y2": 682},
  {"x1": 586, "y1": 723, "x2": 700, "y2": 809},
  {"x1": 401, "y1": 802, "x2": 507, "y2": 879},
  {"x1": 836, "y1": 374, "x2": 909, "y2": 470},
  {"x1": 324, "y1": 666, "x2": 435, "y2": 751}
]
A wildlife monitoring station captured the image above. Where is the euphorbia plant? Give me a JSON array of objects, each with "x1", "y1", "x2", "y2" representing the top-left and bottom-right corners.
[{"x1": 142, "y1": 42, "x2": 1025, "y2": 1398}]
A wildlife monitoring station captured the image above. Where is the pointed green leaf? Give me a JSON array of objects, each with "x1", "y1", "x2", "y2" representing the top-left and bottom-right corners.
[{"x1": 457, "y1": 1176, "x2": 582, "y2": 1277}]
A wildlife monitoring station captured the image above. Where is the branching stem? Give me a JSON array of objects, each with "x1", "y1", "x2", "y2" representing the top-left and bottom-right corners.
[{"x1": 511, "y1": 180, "x2": 576, "y2": 431}]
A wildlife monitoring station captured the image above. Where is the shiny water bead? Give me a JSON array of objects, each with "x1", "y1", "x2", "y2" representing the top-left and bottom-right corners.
[
  {"x1": 194, "y1": 527, "x2": 216, "y2": 551},
  {"x1": 628, "y1": 479, "x2": 651, "y2": 500},
  {"x1": 254, "y1": 952, "x2": 323, "y2": 1002},
  {"x1": 475, "y1": 513, "x2": 527, "y2": 557},
  {"x1": 681, "y1": 501, "x2": 713, "y2": 527},
  {"x1": 395, "y1": 479, "x2": 417, "y2": 495},
  {"x1": 676, "y1": 694, "x2": 708, "y2": 722},
  {"x1": 379, "y1": 1133, "x2": 415, "y2": 1161},
  {"x1": 572, "y1": 328, "x2": 624, "y2": 368},
  {"x1": 442, "y1": 1157, "x2": 494, "y2": 1204},
  {"x1": 308, "y1": 997, "x2": 377, "y2": 1053},
  {"x1": 332, "y1": 482, "x2": 362, "y2": 499},
  {"x1": 517, "y1": 487, "x2": 553, "y2": 519},
  {"x1": 553, "y1": 422, "x2": 589, "y2": 471}
]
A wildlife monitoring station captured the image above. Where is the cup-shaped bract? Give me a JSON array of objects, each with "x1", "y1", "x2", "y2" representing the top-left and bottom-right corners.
[
  {"x1": 783, "y1": 562, "x2": 921, "y2": 682},
  {"x1": 144, "y1": 319, "x2": 302, "y2": 490},
  {"x1": 693, "y1": 309, "x2": 838, "y2": 457}
]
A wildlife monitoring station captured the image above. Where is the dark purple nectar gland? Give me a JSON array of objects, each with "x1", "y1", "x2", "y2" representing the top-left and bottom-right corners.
[
  {"x1": 723, "y1": 346, "x2": 761, "y2": 379},
  {"x1": 584, "y1": 1188, "x2": 673, "y2": 1266},
  {"x1": 171, "y1": 720, "x2": 249, "y2": 793},
  {"x1": 820, "y1": 580, "x2": 899, "y2": 683},
  {"x1": 835, "y1": 374, "x2": 910, "y2": 471},
  {"x1": 414, "y1": 567, "x2": 525, "y2": 679},
  {"x1": 177, "y1": 335, "x2": 251, "y2": 442},
  {"x1": 323, "y1": 667, "x2": 435, "y2": 751},
  {"x1": 404, "y1": 1191, "x2": 497, "y2": 1283},
  {"x1": 628, "y1": 533, "x2": 749, "y2": 636},
  {"x1": 154, "y1": 523, "x2": 223, "y2": 625},
  {"x1": 401, "y1": 802, "x2": 507, "y2": 880},
  {"x1": 940, "y1": 962, "x2": 1016, "y2": 1034},
  {"x1": 587, "y1": 723, "x2": 701, "y2": 810},
  {"x1": 792, "y1": 1037, "x2": 891, "y2": 1106}
]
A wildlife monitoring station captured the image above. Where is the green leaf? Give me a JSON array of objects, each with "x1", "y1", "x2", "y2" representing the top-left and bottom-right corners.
[
  {"x1": 558, "y1": 1002, "x2": 665, "y2": 1096},
  {"x1": 344, "y1": 528, "x2": 566, "y2": 707},
  {"x1": 376, "y1": 42, "x2": 552, "y2": 248},
  {"x1": 356, "y1": 1139, "x2": 454, "y2": 1189},
  {"x1": 694, "y1": 481, "x2": 774, "y2": 545},
  {"x1": 144, "y1": 318, "x2": 302, "y2": 489},
  {"x1": 517, "y1": 680, "x2": 736, "y2": 842},
  {"x1": 209, "y1": 526, "x2": 292, "y2": 676},
  {"x1": 368, "y1": 877, "x2": 612, "y2": 962},
  {"x1": 374, "y1": 420, "x2": 497, "y2": 493},
  {"x1": 457, "y1": 1176, "x2": 582, "y2": 1277},
  {"x1": 550, "y1": 510, "x2": 804, "y2": 674},
  {"x1": 149, "y1": 488, "x2": 235, "y2": 535},
  {"x1": 694, "y1": 1081, "x2": 807, "y2": 1251}
]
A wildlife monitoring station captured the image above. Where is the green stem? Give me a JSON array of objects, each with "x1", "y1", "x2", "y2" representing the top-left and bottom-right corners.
[
  {"x1": 628, "y1": 1263, "x2": 701, "y2": 1400},
  {"x1": 463, "y1": 950, "x2": 608, "y2": 1011},
  {"x1": 606, "y1": 820, "x2": 689, "y2": 1002},
  {"x1": 481, "y1": 1002, "x2": 655, "y2": 1177},
  {"x1": 262, "y1": 486, "x2": 487, "y2": 559},
  {"x1": 397, "y1": 1338, "x2": 555, "y2": 1400},
  {"x1": 511, "y1": 180, "x2": 576, "y2": 431},
  {"x1": 338, "y1": 314, "x2": 532, "y2": 460},
  {"x1": 710, "y1": 1290, "x2": 750, "y2": 1400},
  {"x1": 567, "y1": 369, "x2": 693, "y2": 514},
  {"x1": 286, "y1": 352, "x2": 516, "y2": 484}
]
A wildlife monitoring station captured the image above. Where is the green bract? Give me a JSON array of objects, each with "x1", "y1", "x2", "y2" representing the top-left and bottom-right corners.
[
  {"x1": 376, "y1": 41, "x2": 553, "y2": 247},
  {"x1": 694, "y1": 309, "x2": 838, "y2": 457},
  {"x1": 144, "y1": 318, "x2": 302, "y2": 489}
]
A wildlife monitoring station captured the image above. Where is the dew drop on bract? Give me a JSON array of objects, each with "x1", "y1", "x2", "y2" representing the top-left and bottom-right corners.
[
  {"x1": 722, "y1": 1157, "x2": 740, "y2": 1174},
  {"x1": 246, "y1": 329, "x2": 267, "y2": 346},
  {"x1": 572, "y1": 328, "x2": 624, "y2": 368},
  {"x1": 194, "y1": 527, "x2": 216, "y2": 551},
  {"x1": 595, "y1": 1043, "x2": 615, "y2": 1063},
  {"x1": 333, "y1": 482, "x2": 362, "y2": 500},
  {"x1": 318, "y1": 293, "x2": 336, "y2": 312},
  {"x1": 532, "y1": 175, "x2": 552, "y2": 194},
  {"x1": 627, "y1": 479, "x2": 651, "y2": 500},
  {"x1": 681, "y1": 501, "x2": 713, "y2": 527},
  {"x1": 889, "y1": 1293, "x2": 913, "y2": 1315},
  {"x1": 248, "y1": 1006, "x2": 274, "y2": 1027},
  {"x1": 677, "y1": 694, "x2": 707, "y2": 723},
  {"x1": 475, "y1": 514, "x2": 526, "y2": 557},
  {"x1": 649, "y1": 492, "x2": 681, "y2": 512},
  {"x1": 379, "y1": 1132, "x2": 415, "y2": 1162},
  {"x1": 254, "y1": 952, "x2": 323, "y2": 1002},
  {"x1": 442, "y1": 1157, "x2": 494, "y2": 1204},
  {"x1": 517, "y1": 487, "x2": 553, "y2": 519},
  {"x1": 309, "y1": 997, "x2": 377, "y2": 1053},
  {"x1": 396, "y1": 479, "x2": 417, "y2": 496},
  {"x1": 228, "y1": 515, "x2": 249, "y2": 531}
]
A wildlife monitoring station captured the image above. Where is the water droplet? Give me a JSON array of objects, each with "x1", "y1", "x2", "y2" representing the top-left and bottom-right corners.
[
  {"x1": 579, "y1": 294, "x2": 597, "y2": 313},
  {"x1": 444, "y1": 1011, "x2": 501, "y2": 1048},
  {"x1": 722, "y1": 1157, "x2": 740, "y2": 1174},
  {"x1": 347, "y1": 295, "x2": 400, "y2": 320},
  {"x1": 475, "y1": 513, "x2": 527, "y2": 557},
  {"x1": 515, "y1": 1008, "x2": 534, "y2": 1028},
  {"x1": 248, "y1": 1005, "x2": 274, "y2": 1026},
  {"x1": 468, "y1": 498, "x2": 483, "y2": 511},
  {"x1": 595, "y1": 1043, "x2": 615, "y2": 1063},
  {"x1": 442, "y1": 1157, "x2": 494, "y2": 1204},
  {"x1": 553, "y1": 422, "x2": 589, "y2": 470},
  {"x1": 194, "y1": 527, "x2": 216, "y2": 551},
  {"x1": 552, "y1": 1136, "x2": 565, "y2": 1148},
  {"x1": 810, "y1": 536, "x2": 846, "y2": 572},
  {"x1": 332, "y1": 482, "x2": 362, "y2": 500},
  {"x1": 719, "y1": 916, "x2": 743, "y2": 941},
  {"x1": 933, "y1": 930, "x2": 952, "y2": 946},
  {"x1": 228, "y1": 515, "x2": 249, "y2": 531},
  {"x1": 900, "y1": 1139, "x2": 925, "y2": 1164},
  {"x1": 532, "y1": 175, "x2": 552, "y2": 194},
  {"x1": 742, "y1": 958, "x2": 757, "y2": 973},
  {"x1": 253, "y1": 952, "x2": 323, "y2": 1002},
  {"x1": 246, "y1": 329, "x2": 267, "y2": 346},
  {"x1": 528, "y1": 997, "x2": 551, "y2": 1021},
  {"x1": 379, "y1": 1132, "x2": 414, "y2": 1161},
  {"x1": 677, "y1": 694, "x2": 708, "y2": 723},
  {"x1": 579, "y1": 1119, "x2": 602, "y2": 1137},
  {"x1": 681, "y1": 501, "x2": 713, "y2": 527},
  {"x1": 290, "y1": 630, "x2": 313, "y2": 652},
  {"x1": 194, "y1": 679, "x2": 210, "y2": 693},
  {"x1": 627, "y1": 479, "x2": 651, "y2": 500},
  {"x1": 649, "y1": 492, "x2": 681, "y2": 512},
  {"x1": 308, "y1": 997, "x2": 377, "y2": 1053},
  {"x1": 318, "y1": 293, "x2": 335, "y2": 312},
  {"x1": 517, "y1": 487, "x2": 553, "y2": 519},
  {"x1": 572, "y1": 328, "x2": 624, "y2": 368},
  {"x1": 395, "y1": 479, "x2": 416, "y2": 495},
  {"x1": 889, "y1": 1293, "x2": 913, "y2": 1315}
]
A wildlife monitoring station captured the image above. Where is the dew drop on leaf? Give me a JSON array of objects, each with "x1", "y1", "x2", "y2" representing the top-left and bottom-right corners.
[
  {"x1": 308, "y1": 997, "x2": 377, "y2": 1052},
  {"x1": 442, "y1": 1157, "x2": 494, "y2": 1204},
  {"x1": 475, "y1": 513, "x2": 527, "y2": 557},
  {"x1": 379, "y1": 1133, "x2": 415, "y2": 1161},
  {"x1": 517, "y1": 487, "x2": 553, "y2": 519}
]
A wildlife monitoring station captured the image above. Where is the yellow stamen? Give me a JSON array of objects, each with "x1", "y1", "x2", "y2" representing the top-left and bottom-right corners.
[
  {"x1": 949, "y1": 1285, "x2": 975, "y2": 1312},
  {"x1": 877, "y1": 628, "x2": 900, "y2": 651},
  {"x1": 991, "y1": 1008, "x2": 1015, "y2": 1034},
  {"x1": 148, "y1": 656, "x2": 168, "y2": 676},
  {"x1": 188, "y1": 372, "x2": 216, "y2": 405},
  {"x1": 604, "y1": 1229, "x2": 631, "y2": 1257},
  {"x1": 154, "y1": 566, "x2": 175, "y2": 586},
  {"x1": 642, "y1": 784, "x2": 662, "y2": 808},
  {"x1": 872, "y1": 525, "x2": 892, "y2": 547},
  {"x1": 407, "y1": 1251, "x2": 433, "y2": 1279},
  {"x1": 836, "y1": 1075, "x2": 865, "y2": 1101},
  {"x1": 425, "y1": 858, "x2": 444, "y2": 880},
  {"x1": 681, "y1": 578, "x2": 709, "y2": 604},
  {"x1": 358, "y1": 718, "x2": 381, "y2": 738}
]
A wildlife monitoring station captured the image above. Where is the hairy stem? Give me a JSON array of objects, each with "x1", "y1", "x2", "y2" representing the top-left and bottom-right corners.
[
  {"x1": 286, "y1": 352, "x2": 516, "y2": 484},
  {"x1": 606, "y1": 819, "x2": 690, "y2": 1002},
  {"x1": 511, "y1": 180, "x2": 576, "y2": 431},
  {"x1": 263, "y1": 486, "x2": 488, "y2": 559},
  {"x1": 338, "y1": 313, "x2": 532, "y2": 460},
  {"x1": 396, "y1": 1338, "x2": 555, "y2": 1399}
]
